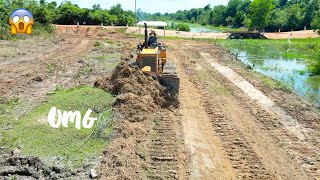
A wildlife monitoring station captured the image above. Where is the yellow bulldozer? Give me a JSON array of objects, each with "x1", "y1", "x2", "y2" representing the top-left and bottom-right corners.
[{"x1": 135, "y1": 22, "x2": 180, "y2": 94}]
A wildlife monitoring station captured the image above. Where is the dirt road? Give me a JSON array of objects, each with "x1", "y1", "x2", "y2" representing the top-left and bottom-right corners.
[
  {"x1": 166, "y1": 40, "x2": 320, "y2": 179},
  {"x1": 1, "y1": 26, "x2": 319, "y2": 179}
]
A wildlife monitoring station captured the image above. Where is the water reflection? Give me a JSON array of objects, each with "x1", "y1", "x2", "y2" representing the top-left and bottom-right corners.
[{"x1": 221, "y1": 40, "x2": 320, "y2": 105}]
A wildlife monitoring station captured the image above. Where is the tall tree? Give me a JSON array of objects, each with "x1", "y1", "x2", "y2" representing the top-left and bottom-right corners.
[
  {"x1": 234, "y1": 10, "x2": 245, "y2": 27},
  {"x1": 278, "y1": 0, "x2": 288, "y2": 7},
  {"x1": 311, "y1": 11, "x2": 320, "y2": 29},
  {"x1": 212, "y1": 5, "x2": 227, "y2": 26},
  {"x1": 208, "y1": 11, "x2": 214, "y2": 25},
  {"x1": 203, "y1": 4, "x2": 211, "y2": 11},
  {"x1": 250, "y1": 0, "x2": 275, "y2": 30}
]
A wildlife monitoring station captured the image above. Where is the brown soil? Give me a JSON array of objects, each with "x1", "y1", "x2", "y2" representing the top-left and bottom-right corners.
[
  {"x1": 166, "y1": 40, "x2": 320, "y2": 179},
  {"x1": 95, "y1": 62, "x2": 166, "y2": 118},
  {"x1": 95, "y1": 61, "x2": 186, "y2": 179},
  {"x1": 1, "y1": 25, "x2": 320, "y2": 179},
  {"x1": 0, "y1": 26, "x2": 139, "y2": 179}
]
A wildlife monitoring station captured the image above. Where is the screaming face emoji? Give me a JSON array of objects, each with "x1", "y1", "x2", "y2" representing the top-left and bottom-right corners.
[{"x1": 9, "y1": 9, "x2": 34, "y2": 35}]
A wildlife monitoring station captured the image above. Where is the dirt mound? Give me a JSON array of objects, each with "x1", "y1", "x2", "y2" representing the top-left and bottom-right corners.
[
  {"x1": 95, "y1": 61, "x2": 178, "y2": 122},
  {"x1": 95, "y1": 61, "x2": 180, "y2": 179},
  {"x1": 0, "y1": 150, "x2": 91, "y2": 179},
  {"x1": 0, "y1": 152, "x2": 44, "y2": 179}
]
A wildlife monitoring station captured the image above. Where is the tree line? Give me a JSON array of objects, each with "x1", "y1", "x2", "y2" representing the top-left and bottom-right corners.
[
  {"x1": 0, "y1": 0, "x2": 135, "y2": 38},
  {"x1": 139, "y1": 0, "x2": 320, "y2": 32},
  {"x1": 1, "y1": 0, "x2": 320, "y2": 35}
]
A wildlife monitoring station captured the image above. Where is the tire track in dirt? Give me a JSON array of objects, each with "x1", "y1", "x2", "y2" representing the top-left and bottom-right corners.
[
  {"x1": 200, "y1": 52, "x2": 320, "y2": 179},
  {"x1": 168, "y1": 41, "x2": 315, "y2": 179},
  {"x1": 200, "y1": 44, "x2": 320, "y2": 179},
  {"x1": 169, "y1": 51, "x2": 236, "y2": 179},
  {"x1": 147, "y1": 111, "x2": 187, "y2": 179},
  {"x1": 171, "y1": 45, "x2": 276, "y2": 179},
  {"x1": 201, "y1": 52, "x2": 309, "y2": 141}
]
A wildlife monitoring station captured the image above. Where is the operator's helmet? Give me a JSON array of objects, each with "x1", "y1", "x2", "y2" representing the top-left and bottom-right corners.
[{"x1": 149, "y1": 30, "x2": 156, "y2": 36}]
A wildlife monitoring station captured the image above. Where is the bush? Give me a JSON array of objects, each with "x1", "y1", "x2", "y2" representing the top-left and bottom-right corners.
[
  {"x1": 94, "y1": 41, "x2": 103, "y2": 47},
  {"x1": 307, "y1": 44, "x2": 320, "y2": 75},
  {"x1": 311, "y1": 13, "x2": 320, "y2": 30},
  {"x1": 176, "y1": 23, "x2": 190, "y2": 32},
  {"x1": 201, "y1": 22, "x2": 207, "y2": 26}
]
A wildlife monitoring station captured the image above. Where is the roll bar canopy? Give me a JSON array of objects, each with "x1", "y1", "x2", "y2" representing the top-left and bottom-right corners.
[
  {"x1": 137, "y1": 21, "x2": 167, "y2": 37},
  {"x1": 137, "y1": 21, "x2": 167, "y2": 27}
]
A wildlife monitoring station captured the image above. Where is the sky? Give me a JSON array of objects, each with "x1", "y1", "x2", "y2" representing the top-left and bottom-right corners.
[{"x1": 47, "y1": 0, "x2": 229, "y2": 13}]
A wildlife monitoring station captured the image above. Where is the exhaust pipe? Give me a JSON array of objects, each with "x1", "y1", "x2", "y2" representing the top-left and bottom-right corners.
[{"x1": 144, "y1": 23, "x2": 148, "y2": 48}]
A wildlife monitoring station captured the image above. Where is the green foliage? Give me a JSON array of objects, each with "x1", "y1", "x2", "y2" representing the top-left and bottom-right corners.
[
  {"x1": 0, "y1": 0, "x2": 56, "y2": 39},
  {"x1": 175, "y1": 23, "x2": 190, "y2": 32},
  {"x1": 211, "y1": 5, "x2": 227, "y2": 26},
  {"x1": 138, "y1": 0, "x2": 320, "y2": 32},
  {"x1": 311, "y1": 12, "x2": 320, "y2": 29},
  {"x1": 54, "y1": 1, "x2": 84, "y2": 24},
  {"x1": 94, "y1": 41, "x2": 103, "y2": 47},
  {"x1": 208, "y1": 11, "x2": 214, "y2": 25},
  {"x1": 250, "y1": 0, "x2": 275, "y2": 30},
  {"x1": 0, "y1": 1, "x2": 136, "y2": 39},
  {"x1": 53, "y1": 2, "x2": 135, "y2": 26},
  {"x1": 307, "y1": 44, "x2": 320, "y2": 75},
  {"x1": 286, "y1": 4, "x2": 304, "y2": 31}
]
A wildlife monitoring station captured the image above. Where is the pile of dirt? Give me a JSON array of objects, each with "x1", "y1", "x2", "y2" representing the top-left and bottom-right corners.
[
  {"x1": 0, "y1": 150, "x2": 91, "y2": 180},
  {"x1": 95, "y1": 61, "x2": 180, "y2": 179},
  {"x1": 0, "y1": 151, "x2": 45, "y2": 179},
  {"x1": 94, "y1": 61, "x2": 178, "y2": 122}
]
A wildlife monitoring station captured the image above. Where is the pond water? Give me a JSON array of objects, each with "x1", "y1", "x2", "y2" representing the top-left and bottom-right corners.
[
  {"x1": 219, "y1": 40, "x2": 320, "y2": 105},
  {"x1": 190, "y1": 27, "x2": 220, "y2": 33}
]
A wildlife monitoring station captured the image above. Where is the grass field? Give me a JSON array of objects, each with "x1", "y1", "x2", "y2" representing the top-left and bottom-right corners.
[
  {"x1": 169, "y1": 21, "x2": 244, "y2": 32},
  {"x1": 0, "y1": 86, "x2": 114, "y2": 168}
]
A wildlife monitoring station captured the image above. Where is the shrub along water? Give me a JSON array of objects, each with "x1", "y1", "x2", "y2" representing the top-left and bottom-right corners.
[
  {"x1": 308, "y1": 44, "x2": 320, "y2": 75},
  {"x1": 175, "y1": 23, "x2": 191, "y2": 32}
]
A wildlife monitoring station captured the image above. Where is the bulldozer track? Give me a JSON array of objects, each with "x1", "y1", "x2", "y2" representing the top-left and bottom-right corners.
[
  {"x1": 230, "y1": 87, "x2": 320, "y2": 179},
  {"x1": 204, "y1": 101, "x2": 275, "y2": 179},
  {"x1": 172, "y1": 47, "x2": 275, "y2": 179},
  {"x1": 147, "y1": 112, "x2": 183, "y2": 179},
  {"x1": 186, "y1": 74, "x2": 275, "y2": 179},
  {"x1": 170, "y1": 41, "x2": 319, "y2": 179},
  {"x1": 201, "y1": 47, "x2": 320, "y2": 179}
]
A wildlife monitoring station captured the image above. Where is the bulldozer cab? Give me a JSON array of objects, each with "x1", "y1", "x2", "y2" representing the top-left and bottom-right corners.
[
  {"x1": 136, "y1": 21, "x2": 167, "y2": 74},
  {"x1": 135, "y1": 21, "x2": 179, "y2": 94},
  {"x1": 136, "y1": 21, "x2": 166, "y2": 50}
]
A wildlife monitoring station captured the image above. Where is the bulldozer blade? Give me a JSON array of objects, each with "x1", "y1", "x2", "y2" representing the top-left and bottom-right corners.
[
  {"x1": 160, "y1": 62, "x2": 180, "y2": 94},
  {"x1": 160, "y1": 74, "x2": 180, "y2": 94}
]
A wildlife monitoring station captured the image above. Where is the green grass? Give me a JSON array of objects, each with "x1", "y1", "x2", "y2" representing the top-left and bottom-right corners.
[
  {"x1": 213, "y1": 38, "x2": 320, "y2": 63},
  {"x1": 115, "y1": 28, "x2": 128, "y2": 34},
  {"x1": 0, "y1": 23, "x2": 55, "y2": 40},
  {"x1": 73, "y1": 64, "x2": 93, "y2": 79},
  {"x1": 167, "y1": 21, "x2": 244, "y2": 32},
  {"x1": 0, "y1": 86, "x2": 114, "y2": 168},
  {"x1": 243, "y1": 69, "x2": 293, "y2": 92},
  {"x1": 94, "y1": 41, "x2": 103, "y2": 47}
]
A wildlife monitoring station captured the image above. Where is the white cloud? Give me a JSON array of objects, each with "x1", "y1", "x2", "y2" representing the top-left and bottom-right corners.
[{"x1": 48, "y1": 0, "x2": 229, "y2": 13}]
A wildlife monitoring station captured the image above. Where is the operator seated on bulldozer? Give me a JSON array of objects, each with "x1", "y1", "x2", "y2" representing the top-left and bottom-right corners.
[{"x1": 148, "y1": 30, "x2": 158, "y2": 48}]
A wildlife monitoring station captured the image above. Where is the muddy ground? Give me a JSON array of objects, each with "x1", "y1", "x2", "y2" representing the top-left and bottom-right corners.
[{"x1": 0, "y1": 26, "x2": 319, "y2": 179}]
